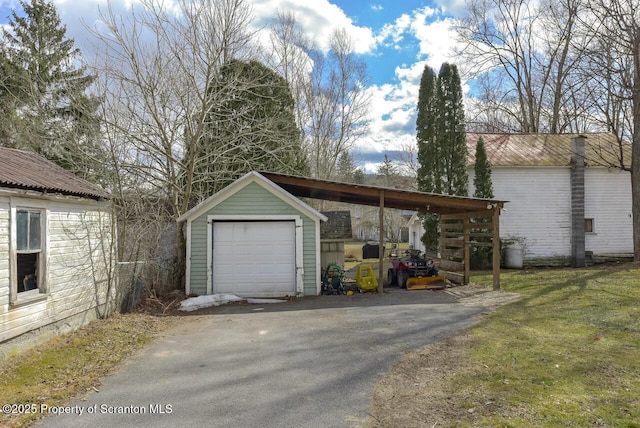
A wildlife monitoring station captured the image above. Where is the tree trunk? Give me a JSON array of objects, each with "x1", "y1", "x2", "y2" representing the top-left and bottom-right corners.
[{"x1": 632, "y1": 28, "x2": 640, "y2": 261}]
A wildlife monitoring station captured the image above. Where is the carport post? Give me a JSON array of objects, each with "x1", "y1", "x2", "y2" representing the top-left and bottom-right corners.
[
  {"x1": 492, "y1": 207, "x2": 501, "y2": 290},
  {"x1": 378, "y1": 190, "x2": 385, "y2": 293}
]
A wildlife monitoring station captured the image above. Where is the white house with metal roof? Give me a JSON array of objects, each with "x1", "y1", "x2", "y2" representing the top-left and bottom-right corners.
[
  {"x1": 0, "y1": 148, "x2": 114, "y2": 352},
  {"x1": 409, "y1": 133, "x2": 633, "y2": 266}
]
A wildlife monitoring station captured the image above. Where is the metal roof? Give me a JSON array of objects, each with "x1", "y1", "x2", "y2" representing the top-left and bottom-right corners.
[
  {"x1": 260, "y1": 172, "x2": 505, "y2": 215},
  {"x1": 0, "y1": 147, "x2": 110, "y2": 200},
  {"x1": 467, "y1": 132, "x2": 631, "y2": 168}
]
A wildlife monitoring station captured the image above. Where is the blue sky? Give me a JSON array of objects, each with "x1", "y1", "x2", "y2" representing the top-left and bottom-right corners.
[{"x1": 0, "y1": 0, "x2": 467, "y2": 171}]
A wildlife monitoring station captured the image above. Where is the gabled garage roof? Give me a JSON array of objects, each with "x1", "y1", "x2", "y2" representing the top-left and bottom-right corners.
[
  {"x1": 177, "y1": 171, "x2": 328, "y2": 223},
  {"x1": 260, "y1": 172, "x2": 505, "y2": 215}
]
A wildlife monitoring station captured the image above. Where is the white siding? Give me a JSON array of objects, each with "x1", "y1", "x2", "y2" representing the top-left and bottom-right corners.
[
  {"x1": 584, "y1": 168, "x2": 633, "y2": 254},
  {"x1": 468, "y1": 166, "x2": 633, "y2": 261},
  {"x1": 0, "y1": 196, "x2": 113, "y2": 343},
  {"x1": 470, "y1": 167, "x2": 572, "y2": 260},
  {"x1": 0, "y1": 204, "x2": 9, "y2": 306},
  {"x1": 407, "y1": 213, "x2": 426, "y2": 254}
]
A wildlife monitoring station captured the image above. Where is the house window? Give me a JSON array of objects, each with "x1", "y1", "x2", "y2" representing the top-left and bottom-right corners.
[
  {"x1": 14, "y1": 208, "x2": 45, "y2": 298},
  {"x1": 585, "y1": 218, "x2": 594, "y2": 234}
]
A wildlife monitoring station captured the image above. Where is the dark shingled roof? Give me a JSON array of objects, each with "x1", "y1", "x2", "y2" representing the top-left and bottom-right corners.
[
  {"x1": 320, "y1": 211, "x2": 352, "y2": 240},
  {"x1": 0, "y1": 147, "x2": 110, "y2": 200}
]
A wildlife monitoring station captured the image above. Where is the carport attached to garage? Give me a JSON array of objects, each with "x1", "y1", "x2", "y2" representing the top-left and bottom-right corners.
[{"x1": 177, "y1": 172, "x2": 327, "y2": 298}]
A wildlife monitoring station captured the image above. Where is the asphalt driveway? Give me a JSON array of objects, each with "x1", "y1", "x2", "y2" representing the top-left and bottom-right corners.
[{"x1": 40, "y1": 288, "x2": 492, "y2": 428}]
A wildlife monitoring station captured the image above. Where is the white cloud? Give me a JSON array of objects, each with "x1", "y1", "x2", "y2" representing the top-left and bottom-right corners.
[
  {"x1": 431, "y1": 0, "x2": 467, "y2": 17},
  {"x1": 355, "y1": 80, "x2": 418, "y2": 155},
  {"x1": 370, "y1": 4, "x2": 383, "y2": 12},
  {"x1": 2, "y1": 0, "x2": 376, "y2": 59},
  {"x1": 411, "y1": 12, "x2": 459, "y2": 69},
  {"x1": 352, "y1": 6, "x2": 463, "y2": 157},
  {"x1": 377, "y1": 13, "x2": 411, "y2": 48},
  {"x1": 251, "y1": 0, "x2": 376, "y2": 54}
]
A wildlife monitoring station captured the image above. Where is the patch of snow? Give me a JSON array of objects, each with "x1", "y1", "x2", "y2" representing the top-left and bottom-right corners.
[
  {"x1": 178, "y1": 295, "x2": 288, "y2": 311},
  {"x1": 178, "y1": 294, "x2": 244, "y2": 312}
]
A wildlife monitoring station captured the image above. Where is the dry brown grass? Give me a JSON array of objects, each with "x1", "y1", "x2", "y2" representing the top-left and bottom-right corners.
[{"x1": 0, "y1": 310, "x2": 175, "y2": 427}]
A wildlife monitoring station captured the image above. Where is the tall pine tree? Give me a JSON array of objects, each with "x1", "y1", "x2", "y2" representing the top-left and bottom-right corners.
[
  {"x1": 473, "y1": 136, "x2": 493, "y2": 199},
  {"x1": 377, "y1": 153, "x2": 398, "y2": 186},
  {"x1": 437, "y1": 63, "x2": 468, "y2": 196},
  {"x1": 1, "y1": 0, "x2": 102, "y2": 179},
  {"x1": 416, "y1": 65, "x2": 439, "y2": 193},
  {"x1": 416, "y1": 65, "x2": 440, "y2": 250},
  {"x1": 336, "y1": 151, "x2": 357, "y2": 183},
  {"x1": 416, "y1": 63, "x2": 469, "y2": 251},
  {"x1": 472, "y1": 136, "x2": 494, "y2": 268}
]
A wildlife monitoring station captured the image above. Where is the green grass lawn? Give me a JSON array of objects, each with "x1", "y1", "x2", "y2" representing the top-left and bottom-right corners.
[{"x1": 459, "y1": 265, "x2": 640, "y2": 426}]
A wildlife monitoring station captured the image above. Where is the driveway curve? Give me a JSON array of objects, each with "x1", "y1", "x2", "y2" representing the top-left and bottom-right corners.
[{"x1": 40, "y1": 288, "x2": 493, "y2": 428}]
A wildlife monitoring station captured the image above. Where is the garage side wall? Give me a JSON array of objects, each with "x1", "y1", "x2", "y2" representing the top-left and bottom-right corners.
[{"x1": 188, "y1": 182, "x2": 318, "y2": 296}]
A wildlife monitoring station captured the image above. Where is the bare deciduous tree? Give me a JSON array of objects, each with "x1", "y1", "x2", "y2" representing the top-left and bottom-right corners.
[
  {"x1": 265, "y1": 11, "x2": 313, "y2": 137},
  {"x1": 393, "y1": 141, "x2": 419, "y2": 187},
  {"x1": 583, "y1": 0, "x2": 640, "y2": 260},
  {"x1": 89, "y1": 0, "x2": 259, "y2": 290},
  {"x1": 458, "y1": 0, "x2": 589, "y2": 133},
  {"x1": 267, "y1": 16, "x2": 370, "y2": 180}
]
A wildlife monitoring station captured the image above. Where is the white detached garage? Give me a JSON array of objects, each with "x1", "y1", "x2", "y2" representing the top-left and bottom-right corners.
[{"x1": 177, "y1": 172, "x2": 327, "y2": 297}]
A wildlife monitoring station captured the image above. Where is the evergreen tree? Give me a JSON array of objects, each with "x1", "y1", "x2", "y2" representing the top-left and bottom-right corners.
[
  {"x1": 473, "y1": 136, "x2": 494, "y2": 199},
  {"x1": 416, "y1": 65, "x2": 439, "y2": 194},
  {"x1": 377, "y1": 153, "x2": 398, "y2": 186},
  {"x1": 416, "y1": 63, "x2": 469, "y2": 251},
  {"x1": 437, "y1": 63, "x2": 468, "y2": 196},
  {"x1": 336, "y1": 151, "x2": 357, "y2": 183},
  {"x1": 353, "y1": 168, "x2": 366, "y2": 185},
  {"x1": 193, "y1": 59, "x2": 307, "y2": 197},
  {"x1": 0, "y1": 49, "x2": 27, "y2": 146},
  {"x1": 416, "y1": 65, "x2": 440, "y2": 250},
  {"x1": 1, "y1": 0, "x2": 102, "y2": 179},
  {"x1": 471, "y1": 136, "x2": 495, "y2": 268}
]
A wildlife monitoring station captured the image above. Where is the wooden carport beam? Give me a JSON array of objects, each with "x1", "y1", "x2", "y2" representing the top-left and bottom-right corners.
[
  {"x1": 463, "y1": 217, "x2": 471, "y2": 285},
  {"x1": 492, "y1": 207, "x2": 501, "y2": 290}
]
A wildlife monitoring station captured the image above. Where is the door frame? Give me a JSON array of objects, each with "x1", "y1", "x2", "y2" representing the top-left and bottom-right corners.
[{"x1": 207, "y1": 215, "x2": 304, "y2": 295}]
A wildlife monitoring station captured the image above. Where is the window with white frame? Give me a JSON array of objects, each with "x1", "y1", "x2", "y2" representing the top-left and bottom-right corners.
[{"x1": 14, "y1": 208, "x2": 46, "y2": 298}]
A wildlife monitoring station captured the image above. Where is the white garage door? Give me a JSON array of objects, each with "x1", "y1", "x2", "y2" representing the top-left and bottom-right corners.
[{"x1": 212, "y1": 221, "x2": 296, "y2": 297}]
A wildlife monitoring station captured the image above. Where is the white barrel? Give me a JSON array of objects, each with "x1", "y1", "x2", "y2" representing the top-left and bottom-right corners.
[{"x1": 504, "y1": 244, "x2": 524, "y2": 269}]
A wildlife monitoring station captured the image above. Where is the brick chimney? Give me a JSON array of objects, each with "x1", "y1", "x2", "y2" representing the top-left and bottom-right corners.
[{"x1": 571, "y1": 135, "x2": 586, "y2": 267}]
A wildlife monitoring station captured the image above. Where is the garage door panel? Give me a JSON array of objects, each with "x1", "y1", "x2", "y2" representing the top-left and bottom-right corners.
[{"x1": 212, "y1": 221, "x2": 296, "y2": 297}]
